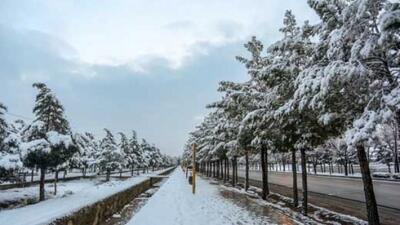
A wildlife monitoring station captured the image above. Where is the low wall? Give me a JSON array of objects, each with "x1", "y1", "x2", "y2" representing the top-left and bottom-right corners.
[{"x1": 50, "y1": 167, "x2": 175, "y2": 225}]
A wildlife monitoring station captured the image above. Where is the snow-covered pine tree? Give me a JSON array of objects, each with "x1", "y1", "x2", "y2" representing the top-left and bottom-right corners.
[
  {"x1": 0, "y1": 102, "x2": 8, "y2": 149},
  {"x1": 292, "y1": 1, "x2": 399, "y2": 223},
  {"x1": 0, "y1": 105, "x2": 24, "y2": 182},
  {"x1": 128, "y1": 130, "x2": 140, "y2": 175},
  {"x1": 119, "y1": 132, "x2": 137, "y2": 176},
  {"x1": 22, "y1": 83, "x2": 77, "y2": 200},
  {"x1": 270, "y1": 11, "x2": 305, "y2": 209},
  {"x1": 72, "y1": 132, "x2": 97, "y2": 177},
  {"x1": 99, "y1": 129, "x2": 123, "y2": 181},
  {"x1": 326, "y1": 137, "x2": 351, "y2": 176},
  {"x1": 378, "y1": 2, "x2": 400, "y2": 173},
  {"x1": 140, "y1": 138, "x2": 151, "y2": 173},
  {"x1": 235, "y1": 35, "x2": 273, "y2": 196},
  {"x1": 84, "y1": 132, "x2": 100, "y2": 173},
  {"x1": 375, "y1": 122, "x2": 398, "y2": 173}
]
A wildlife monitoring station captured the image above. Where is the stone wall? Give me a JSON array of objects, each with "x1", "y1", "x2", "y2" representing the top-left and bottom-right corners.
[{"x1": 50, "y1": 167, "x2": 175, "y2": 225}]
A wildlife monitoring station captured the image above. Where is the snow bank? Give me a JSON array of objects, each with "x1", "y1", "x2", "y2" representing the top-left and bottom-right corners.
[{"x1": 0, "y1": 168, "x2": 172, "y2": 225}]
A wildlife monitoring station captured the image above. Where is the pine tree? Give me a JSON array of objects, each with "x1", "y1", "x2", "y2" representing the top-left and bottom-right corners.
[
  {"x1": 128, "y1": 131, "x2": 140, "y2": 175},
  {"x1": 0, "y1": 103, "x2": 8, "y2": 149},
  {"x1": 99, "y1": 129, "x2": 123, "y2": 181},
  {"x1": 119, "y1": 132, "x2": 138, "y2": 176},
  {"x1": 72, "y1": 132, "x2": 97, "y2": 177},
  {"x1": 32, "y1": 83, "x2": 70, "y2": 134},
  {"x1": 22, "y1": 83, "x2": 76, "y2": 201},
  {"x1": 0, "y1": 105, "x2": 24, "y2": 181},
  {"x1": 293, "y1": 1, "x2": 397, "y2": 223},
  {"x1": 140, "y1": 139, "x2": 151, "y2": 173}
]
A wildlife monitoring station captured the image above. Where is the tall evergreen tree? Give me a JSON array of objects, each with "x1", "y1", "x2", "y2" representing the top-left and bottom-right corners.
[
  {"x1": 22, "y1": 83, "x2": 76, "y2": 201},
  {"x1": 128, "y1": 131, "x2": 140, "y2": 175},
  {"x1": 119, "y1": 132, "x2": 138, "y2": 176},
  {"x1": 99, "y1": 129, "x2": 123, "y2": 181},
  {"x1": 0, "y1": 104, "x2": 24, "y2": 180},
  {"x1": 32, "y1": 83, "x2": 70, "y2": 134},
  {"x1": 0, "y1": 103, "x2": 8, "y2": 149}
]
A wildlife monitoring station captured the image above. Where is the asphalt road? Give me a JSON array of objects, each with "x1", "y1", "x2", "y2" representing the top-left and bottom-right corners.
[{"x1": 237, "y1": 169, "x2": 400, "y2": 209}]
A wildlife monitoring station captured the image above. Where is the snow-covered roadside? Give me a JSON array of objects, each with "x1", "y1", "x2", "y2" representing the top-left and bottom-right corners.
[
  {"x1": 128, "y1": 169, "x2": 285, "y2": 225},
  {"x1": 0, "y1": 179, "x2": 98, "y2": 208},
  {"x1": 0, "y1": 167, "x2": 173, "y2": 225},
  {"x1": 0, "y1": 171, "x2": 96, "y2": 186},
  {"x1": 221, "y1": 185, "x2": 367, "y2": 225}
]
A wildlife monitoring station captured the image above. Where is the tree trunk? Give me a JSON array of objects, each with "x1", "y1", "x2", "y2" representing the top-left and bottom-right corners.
[
  {"x1": 39, "y1": 168, "x2": 46, "y2": 201},
  {"x1": 220, "y1": 161, "x2": 222, "y2": 178},
  {"x1": 395, "y1": 112, "x2": 400, "y2": 173},
  {"x1": 220, "y1": 160, "x2": 223, "y2": 180},
  {"x1": 106, "y1": 169, "x2": 111, "y2": 182},
  {"x1": 351, "y1": 164, "x2": 355, "y2": 174},
  {"x1": 63, "y1": 170, "x2": 67, "y2": 179},
  {"x1": 356, "y1": 145, "x2": 380, "y2": 225},
  {"x1": 213, "y1": 161, "x2": 215, "y2": 177},
  {"x1": 245, "y1": 151, "x2": 249, "y2": 191},
  {"x1": 292, "y1": 149, "x2": 298, "y2": 207},
  {"x1": 210, "y1": 162, "x2": 212, "y2": 177},
  {"x1": 31, "y1": 169, "x2": 34, "y2": 182},
  {"x1": 54, "y1": 170, "x2": 58, "y2": 195},
  {"x1": 393, "y1": 122, "x2": 399, "y2": 173},
  {"x1": 313, "y1": 162, "x2": 317, "y2": 175},
  {"x1": 235, "y1": 157, "x2": 238, "y2": 185},
  {"x1": 227, "y1": 159, "x2": 230, "y2": 181},
  {"x1": 222, "y1": 160, "x2": 225, "y2": 180},
  {"x1": 300, "y1": 148, "x2": 308, "y2": 215},
  {"x1": 261, "y1": 146, "x2": 269, "y2": 199},
  {"x1": 23, "y1": 172, "x2": 26, "y2": 187},
  {"x1": 223, "y1": 159, "x2": 227, "y2": 182},
  {"x1": 131, "y1": 165, "x2": 134, "y2": 176},
  {"x1": 344, "y1": 149, "x2": 349, "y2": 176},
  {"x1": 231, "y1": 158, "x2": 236, "y2": 187}
]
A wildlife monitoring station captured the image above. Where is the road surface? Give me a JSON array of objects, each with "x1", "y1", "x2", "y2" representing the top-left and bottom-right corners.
[{"x1": 237, "y1": 169, "x2": 400, "y2": 209}]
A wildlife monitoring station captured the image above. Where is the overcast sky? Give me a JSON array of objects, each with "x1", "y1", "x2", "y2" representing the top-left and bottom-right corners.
[{"x1": 0, "y1": 0, "x2": 318, "y2": 156}]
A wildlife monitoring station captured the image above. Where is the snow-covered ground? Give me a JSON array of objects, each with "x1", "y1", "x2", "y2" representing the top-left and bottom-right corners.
[
  {"x1": 0, "y1": 168, "x2": 172, "y2": 225},
  {"x1": 0, "y1": 171, "x2": 96, "y2": 186},
  {"x1": 128, "y1": 169, "x2": 287, "y2": 225},
  {"x1": 0, "y1": 178, "x2": 97, "y2": 208},
  {"x1": 0, "y1": 168, "x2": 157, "y2": 186}
]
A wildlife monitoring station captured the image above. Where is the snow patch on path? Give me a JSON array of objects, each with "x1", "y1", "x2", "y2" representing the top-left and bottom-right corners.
[{"x1": 128, "y1": 169, "x2": 277, "y2": 225}]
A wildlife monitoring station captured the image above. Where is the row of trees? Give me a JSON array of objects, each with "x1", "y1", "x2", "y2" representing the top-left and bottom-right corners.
[
  {"x1": 0, "y1": 83, "x2": 174, "y2": 201},
  {"x1": 233, "y1": 124, "x2": 398, "y2": 176},
  {"x1": 183, "y1": 1, "x2": 399, "y2": 225}
]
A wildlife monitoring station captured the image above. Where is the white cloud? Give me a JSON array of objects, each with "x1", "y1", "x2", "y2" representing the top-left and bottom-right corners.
[{"x1": 0, "y1": 0, "x2": 318, "y2": 70}]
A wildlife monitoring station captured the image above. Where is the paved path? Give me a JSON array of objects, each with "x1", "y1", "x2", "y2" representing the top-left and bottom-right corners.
[
  {"x1": 238, "y1": 169, "x2": 400, "y2": 209},
  {"x1": 128, "y1": 169, "x2": 299, "y2": 225}
]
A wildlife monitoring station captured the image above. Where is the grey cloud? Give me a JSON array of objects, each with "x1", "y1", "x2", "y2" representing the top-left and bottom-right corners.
[
  {"x1": 162, "y1": 20, "x2": 196, "y2": 31},
  {"x1": 0, "y1": 24, "x2": 248, "y2": 156}
]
